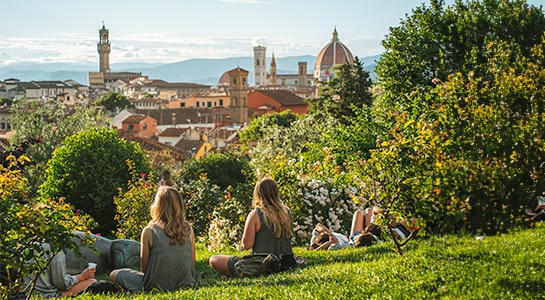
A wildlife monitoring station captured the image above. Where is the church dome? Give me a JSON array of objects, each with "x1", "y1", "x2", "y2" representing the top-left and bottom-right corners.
[{"x1": 314, "y1": 27, "x2": 354, "y2": 81}]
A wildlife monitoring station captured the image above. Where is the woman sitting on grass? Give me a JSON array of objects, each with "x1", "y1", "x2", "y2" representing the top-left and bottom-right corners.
[
  {"x1": 110, "y1": 186, "x2": 196, "y2": 292},
  {"x1": 209, "y1": 177, "x2": 296, "y2": 277}
]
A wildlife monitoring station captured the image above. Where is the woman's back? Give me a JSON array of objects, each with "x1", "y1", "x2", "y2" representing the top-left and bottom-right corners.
[
  {"x1": 252, "y1": 208, "x2": 292, "y2": 257},
  {"x1": 143, "y1": 224, "x2": 196, "y2": 291}
]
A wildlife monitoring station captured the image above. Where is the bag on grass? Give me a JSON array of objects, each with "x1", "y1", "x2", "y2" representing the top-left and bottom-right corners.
[
  {"x1": 79, "y1": 280, "x2": 122, "y2": 295},
  {"x1": 234, "y1": 253, "x2": 281, "y2": 278}
]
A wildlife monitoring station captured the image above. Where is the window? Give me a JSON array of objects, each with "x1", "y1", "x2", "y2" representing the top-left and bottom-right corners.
[
  {"x1": 180, "y1": 102, "x2": 185, "y2": 107},
  {"x1": 1, "y1": 118, "x2": 5, "y2": 130},
  {"x1": 196, "y1": 102, "x2": 200, "y2": 108},
  {"x1": 207, "y1": 101, "x2": 212, "y2": 108},
  {"x1": 143, "y1": 124, "x2": 147, "y2": 131},
  {"x1": 219, "y1": 99, "x2": 223, "y2": 106},
  {"x1": 128, "y1": 124, "x2": 135, "y2": 130}
]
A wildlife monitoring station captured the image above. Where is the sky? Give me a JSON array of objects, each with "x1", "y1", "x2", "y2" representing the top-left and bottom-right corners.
[{"x1": 0, "y1": 0, "x2": 544, "y2": 67}]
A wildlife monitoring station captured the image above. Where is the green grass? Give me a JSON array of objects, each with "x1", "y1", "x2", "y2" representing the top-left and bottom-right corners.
[{"x1": 76, "y1": 224, "x2": 545, "y2": 300}]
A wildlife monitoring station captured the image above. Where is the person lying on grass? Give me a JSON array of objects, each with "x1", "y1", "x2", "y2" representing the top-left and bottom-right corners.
[
  {"x1": 307, "y1": 223, "x2": 353, "y2": 250},
  {"x1": 350, "y1": 206, "x2": 419, "y2": 243}
]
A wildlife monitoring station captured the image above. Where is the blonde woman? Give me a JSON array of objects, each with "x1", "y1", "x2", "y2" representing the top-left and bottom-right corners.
[
  {"x1": 110, "y1": 186, "x2": 196, "y2": 291},
  {"x1": 209, "y1": 177, "x2": 295, "y2": 277}
]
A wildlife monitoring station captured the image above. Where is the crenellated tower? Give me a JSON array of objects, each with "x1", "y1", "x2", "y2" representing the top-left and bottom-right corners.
[{"x1": 98, "y1": 24, "x2": 111, "y2": 73}]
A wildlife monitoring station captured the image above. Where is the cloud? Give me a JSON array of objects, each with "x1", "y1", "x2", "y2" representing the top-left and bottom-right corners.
[{"x1": 0, "y1": 33, "x2": 382, "y2": 67}]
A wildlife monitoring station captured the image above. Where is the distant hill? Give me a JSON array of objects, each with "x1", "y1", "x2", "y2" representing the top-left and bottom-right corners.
[{"x1": 0, "y1": 55, "x2": 380, "y2": 86}]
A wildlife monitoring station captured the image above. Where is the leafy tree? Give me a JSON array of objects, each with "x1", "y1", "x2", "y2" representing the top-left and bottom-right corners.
[
  {"x1": 376, "y1": 0, "x2": 545, "y2": 112},
  {"x1": 93, "y1": 91, "x2": 135, "y2": 112},
  {"x1": 308, "y1": 57, "x2": 373, "y2": 124},
  {"x1": 239, "y1": 110, "x2": 299, "y2": 147},
  {"x1": 179, "y1": 150, "x2": 254, "y2": 190},
  {"x1": 39, "y1": 127, "x2": 149, "y2": 235},
  {"x1": 10, "y1": 100, "x2": 108, "y2": 197},
  {"x1": 356, "y1": 40, "x2": 545, "y2": 235}
]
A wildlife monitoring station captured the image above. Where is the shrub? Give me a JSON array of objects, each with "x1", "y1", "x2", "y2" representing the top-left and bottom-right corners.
[
  {"x1": 39, "y1": 127, "x2": 149, "y2": 235},
  {"x1": 0, "y1": 155, "x2": 94, "y2": 297},
  {"x1": 114, "y1": 161, "x2": 156, "y2": 240}
]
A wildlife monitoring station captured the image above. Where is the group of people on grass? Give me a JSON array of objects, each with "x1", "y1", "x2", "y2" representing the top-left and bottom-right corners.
[{"x1": 23, "y1": 177, "x2": 418, "y2": 297}]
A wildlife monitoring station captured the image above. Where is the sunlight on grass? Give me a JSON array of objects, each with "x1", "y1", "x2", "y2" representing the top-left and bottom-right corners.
[{"x1": 74, "y1": 224, "x2": 545, "y2": 299}]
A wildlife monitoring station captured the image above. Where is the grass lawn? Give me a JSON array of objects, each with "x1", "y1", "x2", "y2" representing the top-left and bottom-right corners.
[{"x1": 75, "y1": 223, "x2": 545, "y2": 299}]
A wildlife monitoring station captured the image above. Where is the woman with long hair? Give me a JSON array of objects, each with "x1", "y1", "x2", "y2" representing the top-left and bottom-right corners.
[
  {"x1": 110, "y1": 186, "x2": 196, "y2": 291},
  {"x1": 209, "y1": 177, "x2": 295, "y2": 277}
]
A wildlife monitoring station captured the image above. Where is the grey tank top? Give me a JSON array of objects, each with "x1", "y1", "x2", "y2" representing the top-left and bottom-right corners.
[
  {"x1": 251, "y1": 208, "x2": 293, "y2": 256},
  {"x1": 143, "y1": 224, "x2": 196, "y2": 291}
]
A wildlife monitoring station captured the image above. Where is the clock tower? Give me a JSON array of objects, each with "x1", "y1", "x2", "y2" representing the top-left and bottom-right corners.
[{"x1": 98, "y1": 23, "x2": 111, "y2": 73}]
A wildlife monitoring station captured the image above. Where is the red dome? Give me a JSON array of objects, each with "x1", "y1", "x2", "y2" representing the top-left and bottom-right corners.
[{"x1": 314, "y1": 28, "x2": 354, "y2": 81}]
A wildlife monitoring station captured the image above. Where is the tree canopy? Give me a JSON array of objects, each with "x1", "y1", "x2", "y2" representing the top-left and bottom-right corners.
[
  {"x1": 375, "y1": 0, "x2": 545, "y2": 111},
  {"x1": 93, "y1": 91, "x2": 135, "y2": 112}
]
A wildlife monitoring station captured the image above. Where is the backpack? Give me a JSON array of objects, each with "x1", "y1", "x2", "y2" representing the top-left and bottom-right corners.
[
  {"x1": 79, "y1": 280, "x2": 122, "y2": 295},
  {"x1": 234, "y1": 253, "x2": 281, "y2": 278}
]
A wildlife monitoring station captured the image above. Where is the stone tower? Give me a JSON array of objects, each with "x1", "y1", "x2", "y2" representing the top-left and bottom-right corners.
[
  {"x1": 253, "y1": 45, "x2": 266, "y2": 87},
  {"x1": 227, "y1": 67, "x2": 249, "y2": 124},
  {"x1": 98, "y1": 24, "x2": 111, "y2": 73},
  {"x1": 298, "y1": 61, "x2": 307, "y2": 87},
  {"x1": 270, "y1": 53, "x2": 277, "y2": 85}
]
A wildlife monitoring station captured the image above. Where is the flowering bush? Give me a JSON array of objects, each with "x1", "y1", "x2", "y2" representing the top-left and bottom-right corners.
[
  {"x1": 206, "y1": 183, "x2": 253, "y2": 251},
  {"x1": 180, "y1": 174, "x2": 225, "y2": 237},
  {"x1": 114, "y1": 160, "x2": 156, "y2": 240},
  {"x1": 1, "y1": 155, "x2": 94, "y2": 297}
]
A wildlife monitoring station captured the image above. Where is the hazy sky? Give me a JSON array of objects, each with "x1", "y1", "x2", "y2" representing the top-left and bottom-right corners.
[{"x1": 0, "y1": 0, "x2": 543, "y2": 66}]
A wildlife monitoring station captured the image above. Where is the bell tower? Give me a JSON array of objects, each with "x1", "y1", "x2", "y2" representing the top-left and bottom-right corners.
[
  {"x1": 97, "y1": 23, "x2": 111, "y2": 73},
  {"x1": 270, "y1": 53, "x2": 277, "y2": 85},
  {"x1": 227, "y1": 67, "x2": 249, "y2": 124},
  {"x1": 253, "y1": 45, "x2": 266, "y2": 87}
]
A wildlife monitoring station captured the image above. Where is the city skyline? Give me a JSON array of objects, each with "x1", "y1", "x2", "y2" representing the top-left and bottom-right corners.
[{"x1": 1, "y1": 0, "x2": 543, "y2": 67}]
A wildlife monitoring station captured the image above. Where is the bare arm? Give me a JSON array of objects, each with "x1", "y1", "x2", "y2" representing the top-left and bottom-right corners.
[
  {"x1": 241, "y1": 209, "x2": 260, "y2": 250},
  {"x1": 188, "y1": 223, "x2": 196, "y2": 265},
  {"x1": 140, "y1": 226, "x2": 153, "y2": 273}
]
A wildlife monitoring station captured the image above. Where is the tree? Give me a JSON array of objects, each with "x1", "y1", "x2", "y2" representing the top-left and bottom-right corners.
[
  {"x1": 355, "y1": 40, "x2": 545, "y2": 235},
  {"x1": 10, "y1": 100, "x2": 108, "y2": 197},
  {"x1": 39, "y1": 127, "x2": 149, "y2": 235},
  {"x1": 376, "y1": 0, "x2": 545, "y2": 112},
  {"x1": 308, "y1": 57, "x2": 373, "y2": 124},
  {"x1": 93, "y1": 91, "x2": 135, "y2": 112},
  {"x1": 239, "y1": 110, "x2": 299, "y2": 147}
]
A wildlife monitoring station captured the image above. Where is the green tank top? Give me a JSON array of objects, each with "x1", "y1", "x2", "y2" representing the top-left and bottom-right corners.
[
  {"x1": 143, "y1": 224, "x2": 196, "y2": 291},
  {"x1": 251, "y1": 208, "x2": 293, "y2": 257}
]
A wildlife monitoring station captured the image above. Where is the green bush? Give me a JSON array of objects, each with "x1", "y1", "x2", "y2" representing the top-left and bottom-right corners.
[
  {"x1": 114, "y1": 161, "x2": 157, "y2": 240},
  {"x1": 39, "y1": 127, "x2": 149, "y2": 235}
]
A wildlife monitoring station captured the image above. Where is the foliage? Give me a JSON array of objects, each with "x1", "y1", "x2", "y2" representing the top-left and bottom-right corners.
[
  {"x1": 375, "y1": 0, "x2": 545, "y2": 112},
  {"x1": 179, "y1": 150, "x2": 254, "y2": 190},
  {"x1": 308, "y1": 57, "x2": 373, "y2": 124},
  {"x1": 351, "y1": 41, "x2": 545, "y2": 235},
  {"x1": 10, "y1": 100, "x2": 108, "y2": 197},
  {"x1": 39, "y1": 127, "x2": 149, "y2": 236},
  {"x1": 239, "y1": 110, "x2": 299, "y2": 147},
  {"x1": 0, "y1": 155, "x2": 94, "y2": 297},
  {"x1": 114, "y1": 161, "x2": 157, "y2": 240},
  {"x1": 93, "y1": 91, "x2": 135, "y2": 113},
  {"x1": 206, "y1": 182, "x2": 253, "y2": 251},
  {"x1": 180, "y1": 174, "x2": 225, "y2": 237}
]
